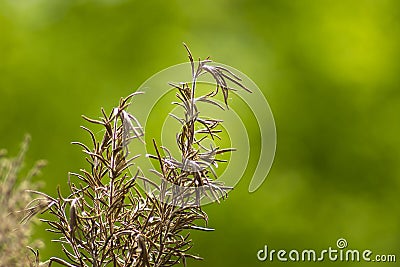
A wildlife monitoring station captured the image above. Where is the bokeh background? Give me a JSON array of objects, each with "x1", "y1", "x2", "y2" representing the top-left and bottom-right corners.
[{"x1": 1, "y1": 0, "x2": 399, "y2": 266}]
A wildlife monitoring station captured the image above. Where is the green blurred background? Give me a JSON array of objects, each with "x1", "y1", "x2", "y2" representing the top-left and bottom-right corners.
[{"x1": 1, "y1": 0, "x2": 399, "y2": 266}]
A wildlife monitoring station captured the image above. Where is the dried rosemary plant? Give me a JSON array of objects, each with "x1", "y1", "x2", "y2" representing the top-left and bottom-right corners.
[
  {"x1": 148, "y1": 44, "x2": 252, "y2": 207},
  {"x1": 0, "y1": 135, "x2": 46, "y2": 267},
  {"x1": 29, "y1": 45, "x2": 250, "y2": 266}
]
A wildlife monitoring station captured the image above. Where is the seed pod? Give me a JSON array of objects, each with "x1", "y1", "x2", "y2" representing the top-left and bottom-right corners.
[
  {"x1": 137, "y1": 234, "x2": 150, "y2": 267},
  {"x1": 69, "y1": 198, "x2": 77, "y2": 235}
]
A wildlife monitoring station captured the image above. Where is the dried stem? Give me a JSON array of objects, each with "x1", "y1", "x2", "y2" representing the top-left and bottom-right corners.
[{"x1": 0, "y1": 135, "x2": 46, "y2": 267}]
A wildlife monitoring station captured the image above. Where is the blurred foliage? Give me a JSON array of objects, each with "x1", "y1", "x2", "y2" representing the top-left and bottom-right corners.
[{"x1": 1, "y1": 0, "x2": 399, "y2": 266}]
